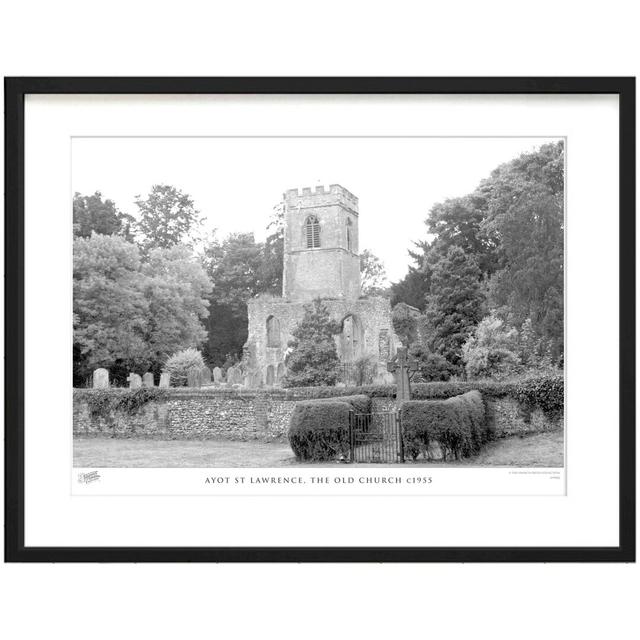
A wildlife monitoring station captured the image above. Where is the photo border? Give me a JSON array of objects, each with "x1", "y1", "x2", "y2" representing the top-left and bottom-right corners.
[{"x1": 4, "y1": 77, "x2": 635, "y2": 562}]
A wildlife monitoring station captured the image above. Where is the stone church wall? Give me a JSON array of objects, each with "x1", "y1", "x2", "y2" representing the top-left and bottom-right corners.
[
  {"x1": 246, "y1": 295, "x2": 399, "y2": 385},
  {"x1": 283, "y1": 248, "x2": 361, "y2": 302}
]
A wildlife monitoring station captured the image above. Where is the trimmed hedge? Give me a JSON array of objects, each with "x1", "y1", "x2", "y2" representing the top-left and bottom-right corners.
[
  {"x1": 311, "y1": 394, "x2": 371, "y2": 414},
  {"x1": 400, "y1": 391, "x2": 487, "y2": 461},
  {"x1": 288, "y1": 401, "x2": 352, "y2": 461},
  {"x1": 280, "y1": 375, "x2": 563, "y2": 424}
]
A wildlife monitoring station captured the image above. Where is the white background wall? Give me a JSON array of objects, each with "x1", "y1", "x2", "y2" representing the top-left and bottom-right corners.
[{"x1": 1, "y1": 1, "x2": 638, "y2": 639}]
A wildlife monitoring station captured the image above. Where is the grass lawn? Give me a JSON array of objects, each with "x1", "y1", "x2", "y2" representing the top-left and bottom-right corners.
[
  {"x1": 74, "y1": 438, "x2": 297, "y2": 468},
  {"x1": 74, "y1": 430, "x2": 563, "y2": 468},
  {"x1": 445, "y1": 430, "x2": 563, "y2": 467}
]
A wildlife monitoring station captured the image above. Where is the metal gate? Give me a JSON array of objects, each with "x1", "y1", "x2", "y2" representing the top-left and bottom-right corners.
[{"x1": 348, "y1": 411, "x2": 404, "y2": 463}]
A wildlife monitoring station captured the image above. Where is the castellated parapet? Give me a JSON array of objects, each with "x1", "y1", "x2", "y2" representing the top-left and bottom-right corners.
[
  {"x1": 284, "y1": 184, "x2": 359, "y2": 215},
  {"x1": 244, "y1": 184, "x2": 399, "y2": 387}
]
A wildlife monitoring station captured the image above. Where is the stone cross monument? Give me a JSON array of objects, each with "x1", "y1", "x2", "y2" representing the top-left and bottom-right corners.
[{"x1": 387, "y1": 346, "x2": 418, "y2": 407}]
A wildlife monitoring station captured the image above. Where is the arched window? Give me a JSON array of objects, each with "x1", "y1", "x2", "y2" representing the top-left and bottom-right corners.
[
  {"x1": 340, "y1": 315, "x2": 364, "y2": 363},
  {"x1": 346, "y1": 218, "x2": 353, "y2": 252},
  {"x1": 266, "y1": 315, "x2": 281, "y2": 347},
  {"x1": 276, "y1": 363, "x2": 285, "y2": 382},
  {"x1": 305, "y1": 215, "x2": 321, "y2": 248}
]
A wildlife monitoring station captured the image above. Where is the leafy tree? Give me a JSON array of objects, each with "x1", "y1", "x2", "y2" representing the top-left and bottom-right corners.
[
  {"x1": 394, "y1": 140, "x2": 564, "y2": 368},
  {"x1": 261, "y1": 202, "x2": 285, "y2": 296},
  {"x1": 73, "y1": 235, "x2": 150, "y2": 384},
  {"x1": 480, "y1": 141, "x2": 564, "y2": 359},
  {"x1": 518, "y1": 318, "x2": 540, "y2": 368},
  {"x1": 73, "y1": 191, "x2": 134, "y2": 239},
  {"x1": 283, "y1": 299, "x2": 341, "y2": 387},
  {"x1": 360, "y1": 249, "x2": 388, "y2": 295},
  {"x1": 141, "y1": 244, "x2": 212, "y2": 374},
  {"x1": 390, "y1": 266, "x2": 430, "y2": 310},
  {"x1": 135, "y1": 184, "x2": 203, "y2": 252},
  {"x1": 426, "y1": 194, "x2": 498, "y2": 278},
  {"x1": 461, "y1": 313, "x2": 521, "y2": 380},
  {"x1": 391, "y1": 302, "x2": 421, "y2": 347},
  {"x1": 202, "y1": 232, "x2": 265, "y2": 364},
  {"x1": 390, "y1": 238, "x2": 432, "y2": 310},
  {"x1": 73, "y1": 235, "x2": 211, "y2": 383},
  {"x1": 518, "y1": 318, "x2": 557, "y2": 374},
  {"x1": 424, "y1": 246, "x2": 486, "y2": 370}
]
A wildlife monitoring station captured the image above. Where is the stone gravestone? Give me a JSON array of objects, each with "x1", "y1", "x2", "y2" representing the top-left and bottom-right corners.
[
  {"x1": 159, "y1": 372, "x2": 171, "y2": 388},
  {"x1": 200, "y1": 366, "x2": 212, "y2": 384},
  {"x1": 92, "y1": 368, "x2": 109, "y2": 389},
  {"x1": 187, "y1": 368, "x2": 202, "y2": 388},
  {"x1": 127, "y1": 373, "x2": 142, "y2": 390},
  {"x1": 142, "y1": 372, "x2": 155, "y2": 388},
  {"x1": 227, "y1": 365, "x2": 243, "y2": 385},
  {"x1": 212, "y1": 366, "x2": 223, "y2": 384}
]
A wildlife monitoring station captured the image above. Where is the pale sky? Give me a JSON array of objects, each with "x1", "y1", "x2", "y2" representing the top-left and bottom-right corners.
[{"x1": 72, "y1": 136, "x2": 560, "y2": 282}]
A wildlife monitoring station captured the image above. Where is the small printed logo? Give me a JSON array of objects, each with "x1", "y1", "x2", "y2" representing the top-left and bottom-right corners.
[{"x1": 78, "y1": 470, "x2": 101, "y2": 484}]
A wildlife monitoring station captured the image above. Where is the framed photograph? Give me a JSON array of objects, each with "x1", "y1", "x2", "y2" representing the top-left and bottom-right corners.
[{"x1": 4, "y1": 77, "x2": 635, "y2": 562}]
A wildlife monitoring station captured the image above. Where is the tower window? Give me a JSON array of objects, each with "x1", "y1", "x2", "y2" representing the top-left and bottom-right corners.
[
  {"x1": 305, "y1": 215, "x2": 321, "y2": 248},
  {"x1": 346, "y1": 218, "x2": 353, "y2": 252}
]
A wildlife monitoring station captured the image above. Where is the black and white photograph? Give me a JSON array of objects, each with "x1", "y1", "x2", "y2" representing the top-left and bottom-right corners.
[
  {"x1": 5, "y1": 77, "x2": 632, "y2": 563},
  {"x1": 72, "y1": 136, "x2": 565, "y2": 472}
]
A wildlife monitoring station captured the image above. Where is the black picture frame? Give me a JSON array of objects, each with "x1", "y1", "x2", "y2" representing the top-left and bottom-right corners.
[{"x1": 4, "y1": 77, "x2": 635, "y2": 563}]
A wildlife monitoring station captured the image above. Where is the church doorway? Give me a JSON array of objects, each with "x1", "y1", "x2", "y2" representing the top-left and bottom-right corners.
[{"x1": 340, "y1": 315, "x2": 364, "y2": 363}]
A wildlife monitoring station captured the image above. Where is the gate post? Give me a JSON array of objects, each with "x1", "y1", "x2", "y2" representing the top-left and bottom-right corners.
[
  {"x1": 348, "y1": 409, "x2": 355, "y2": 463},
  {"x1": 397, "y1": 411, "x2": 405, "y2": 463}
]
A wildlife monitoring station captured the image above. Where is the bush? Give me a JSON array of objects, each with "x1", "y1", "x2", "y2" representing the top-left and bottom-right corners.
[
  {"x1": 74, "y1": 388, "x2": 168, "y2": 423},
  {"x1": 288, "y1": 401, "x2": 352, "y2": 461},
  {"x1": 400, "y1": 391, "x2": 487, "y2": 461},
  {"x1": 164, "y1": 348, "x2": 205, "y2": 387},
  {"x1": 462, "y1": 313, "x2": 521, "y2": 380},
  {"x1": 352, "y1": 355, "x2": 377, "y2": 385},
  {"x1": 409, "y1": 346, "x2": 457, "y2": 382},
  {"x1": 513, "y1": 375, "x2": 564, "y2": 423}
]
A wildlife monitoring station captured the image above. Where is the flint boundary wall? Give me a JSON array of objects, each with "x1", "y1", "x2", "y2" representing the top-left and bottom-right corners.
[{"x1": 73, "y1": 383, "x2": 563, "y2": 441}]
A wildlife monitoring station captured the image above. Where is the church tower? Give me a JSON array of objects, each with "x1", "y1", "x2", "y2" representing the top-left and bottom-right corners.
[{"x1": 282, "y1": 184, "x2": 361, "y2": 302}]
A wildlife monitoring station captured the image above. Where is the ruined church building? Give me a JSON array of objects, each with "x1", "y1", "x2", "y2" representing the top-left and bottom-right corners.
[{"x1": 245, "y1": 184, "x2": 398, "y2": 387}]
